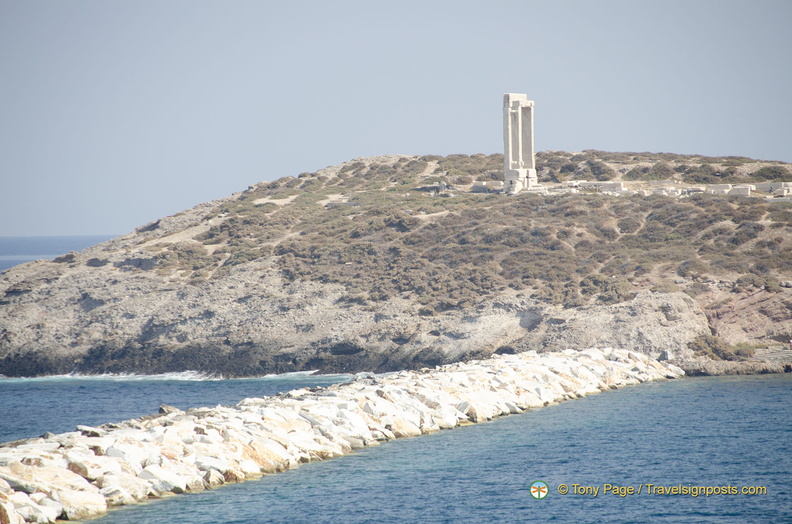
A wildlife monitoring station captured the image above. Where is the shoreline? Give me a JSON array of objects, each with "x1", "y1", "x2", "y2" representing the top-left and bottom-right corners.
[
  {"x1": 2, "y1": 348, "x2": 682, "y2": 523},
  {"x1": 2, "y1": 354, "x2": 790, "y2": 381},
  {"x1": 673, "y1": 349, "x2": 792, "y2": 376}
]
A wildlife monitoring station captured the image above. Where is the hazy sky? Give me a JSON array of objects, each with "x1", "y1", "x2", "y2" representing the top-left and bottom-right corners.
[{"x1": 1, "y1": 1, "x2": 790, "y2": 236}]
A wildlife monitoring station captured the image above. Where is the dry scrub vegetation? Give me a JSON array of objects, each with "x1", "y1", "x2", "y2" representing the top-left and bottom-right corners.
[
  {"x1": 142, "y1": 152, "x2": 792, "y2": 313},
  {"x1": 536, "y1": 150, "x2": 792, "y2": 184}
]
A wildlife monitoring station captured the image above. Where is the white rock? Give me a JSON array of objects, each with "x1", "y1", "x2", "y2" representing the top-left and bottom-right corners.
[
  {"x1": 5, "y1": 491, "x2": 33, "y2": 507},
  {"x1": 0, "y1": 500, "x2": 25, "y2": 524},
  {"x1": 238, "y1": 460, "x2": 262, "y2": 479},
  {"x1": 194, "y1": 456, "x2": 230, "y2": 474},
  {"x1": 434, "y1": 407, "x2": 464, "y2": 429},
  {"x1": 66, "y1": 453, "x2": 124, "y2": 481},
  {"x1": 28, "y1": 493, "x2": 61, "y2": 523},
  {"x1": 99, "y1": 485, "x2": 136, "y2": 506},
  {"x1": 76, "y1": 437, "x2": 116, "y2": 456},
  {"x1": 13, "y1": 504, "x2": 52, "y2": 524},
  {"x1": 105, "y1": 444, "x2": 147, "y2": 475},
  {"x1": 0, "y1": 462, "x2": 94, "y2": 498},
  {"x1": 203, "y1": 469, "x2": 225, "y2": 488},
  {"x1": 385, "y1": 415, "x2": 422, "y2": 438},
  {"x1": 12, "y1": 442, "x2": 61, "y2": 455},
  {"x1": 4, "y1": 492, "x2": 49, "y2": 524},
  {"x1": 336, "y1": 409, "x2": 373, "y2": 438},
  {"x1": 97, "y1": 473, "x2": 153, "y2": 503},
  {"x1": 341, "y1": 436, "x2": 365, "y2": 449},
  {"x1": 50, "y1": 488, "x2": 107, "y2": 521},
  {"x1": 504, "y1": 401, "x2": 522, "y2": 414},
  {"x1": 139, "y1": 465, "x2": 188, "y2": 494}
]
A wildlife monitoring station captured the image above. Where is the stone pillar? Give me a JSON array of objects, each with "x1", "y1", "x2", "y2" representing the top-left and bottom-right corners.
[{"x1": 503, "y1": 93, "x2": 537, "y2": 194}]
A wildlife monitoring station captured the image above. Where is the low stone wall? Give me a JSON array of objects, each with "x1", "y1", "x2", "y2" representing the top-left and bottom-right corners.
[{"x1": 0, "y1": 349, "x2": 683, "y2": 523}]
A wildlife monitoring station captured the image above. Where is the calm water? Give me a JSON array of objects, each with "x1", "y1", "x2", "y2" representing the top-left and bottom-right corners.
[
  {"x1": 0, "y1": 374, "x2": 789, "y2": 524},
  {"x1": 0, "y1": 235, "x2": 115, "y2": 272},
  {"x1": 0, "y1": 372, "x2": 352, "y2": 443}
]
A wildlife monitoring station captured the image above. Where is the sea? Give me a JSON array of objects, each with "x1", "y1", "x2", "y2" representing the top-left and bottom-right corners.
[{"x1": 1, "y1": 237, "x2": 791, "y2": 524}]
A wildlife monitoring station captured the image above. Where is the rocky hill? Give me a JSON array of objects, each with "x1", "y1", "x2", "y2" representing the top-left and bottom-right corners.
[{"x1": 2, "y1": 152, "x2": 791, "y2": 377}]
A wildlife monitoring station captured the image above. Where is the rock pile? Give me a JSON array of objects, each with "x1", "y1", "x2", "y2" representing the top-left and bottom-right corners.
[{"x1": 0, "y1": 348, "x2": 683, "y2": 523}]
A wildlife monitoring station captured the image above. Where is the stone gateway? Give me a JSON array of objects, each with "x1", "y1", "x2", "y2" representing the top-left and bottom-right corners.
[{"x1": 502, "y1": 93, "x2": 537, "y2": 194}]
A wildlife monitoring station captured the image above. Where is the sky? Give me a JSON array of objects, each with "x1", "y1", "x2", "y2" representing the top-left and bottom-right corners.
[{"x1": 1, "y1": 0, "x2": 790, "y2": 236}]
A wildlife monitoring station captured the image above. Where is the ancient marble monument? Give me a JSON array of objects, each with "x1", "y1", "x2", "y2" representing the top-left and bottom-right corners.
[{"x1": 503, "y1": 93, "x2": 537, "y2": 194}]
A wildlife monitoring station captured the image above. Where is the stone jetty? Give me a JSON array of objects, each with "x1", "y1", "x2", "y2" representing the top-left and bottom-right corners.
[{"x1": 0, "y1": 348, "x2": 683, "y2": 523}]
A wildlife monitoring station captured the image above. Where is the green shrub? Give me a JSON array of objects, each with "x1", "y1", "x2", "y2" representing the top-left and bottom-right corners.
[
  {"x1": 685, "y1": 164, "x2": 722, "y2": 184},
  {"x1": 677, "y1": 259, "x2": 708, "y2": 278},
  {"x1": 648, "y1": 162, "x2": 675, "y2": 180},
  {"x1": 587, "y1": 160, "x2": 616, "y2": 181},
  {"x1": 617, "y1": 217, "x2": 641, "y2": 234},
  {"x1": 732, "y1": 273, "x2": 765, "y2": 291},
  {"x1": 624, "y1": 166, "x2": 648, "y2": 180},
  {"x1": 688, "y1": 335, "x2": 755, "y2": 360},
  {"x1": 595, "y1": 226, "x2": 619, "y2": 240},
  {"x1": 684, "y1": 282, "x2": 711, "y2": 297},
  {"x1": 560, "y1": 162, "x2": 578, "y2": 175},
  {"x1": 650, "y1": 282, "x2": 681, "y2": 294},
  {"x1": 752, "y1": 165, "x2": 791, "y2": 181},
  {"x1": 730, "y1": 222, "x2": 765, "y2": 245}
]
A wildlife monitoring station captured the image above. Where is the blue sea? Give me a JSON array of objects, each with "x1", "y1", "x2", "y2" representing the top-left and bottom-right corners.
[
  {"x1": 0, "y1": 373, "x2": 789, "y2": 524},
  {"x1": 1, "y1": 237, "x2": 791, "y2": 523}
]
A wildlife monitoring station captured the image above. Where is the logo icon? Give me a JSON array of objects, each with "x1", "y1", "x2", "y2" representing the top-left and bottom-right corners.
[{"x1": 530, "y1": 480, "x2": 549, "y2": 500}]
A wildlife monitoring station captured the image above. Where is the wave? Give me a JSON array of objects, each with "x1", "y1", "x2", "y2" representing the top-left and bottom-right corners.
[
  {"x1": 0, "y1": 370, "x2": 354, "y2": 383},
  {"x1": 0, "y1": 371, "x2": 223, "y2": 383},
  {"x1": 205, "y1": 370, "x2": 355, "y2": 383}
]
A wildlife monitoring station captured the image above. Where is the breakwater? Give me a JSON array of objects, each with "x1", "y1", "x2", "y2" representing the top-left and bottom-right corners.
[{"x1": 0, "y1": 349, "x2": 683, "y2": 523}]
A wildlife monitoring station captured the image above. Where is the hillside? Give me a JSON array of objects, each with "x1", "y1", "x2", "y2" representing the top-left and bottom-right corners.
[{"x1": 1, "y1": 151, "x2": 791, "y2": 377}]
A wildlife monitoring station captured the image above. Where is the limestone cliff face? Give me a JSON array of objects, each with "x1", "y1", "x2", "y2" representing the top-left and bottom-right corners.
[
  {"x1": 699, "y1": 286, "x2": 792, "y2": 346},
  {"x1": 0, "y1": 243, "x2": 709, "y2": 376},
  {"x1": 512, "y1": 291, "x2": 710, "y2": 361},
  {"x1": 1, "y1": 152, "x2": 789, "y2": 377}
]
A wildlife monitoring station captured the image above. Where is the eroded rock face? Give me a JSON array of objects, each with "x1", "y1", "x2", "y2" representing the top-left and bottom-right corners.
[
  {"x1": 517, "y1": 291, "x2": 711, "y2": 361},
  {"x1": 0, "y1": 348, "x2": 683, "y2": 523},
  {"x1": 0, "y1": 237, "x2": 709, "y2": 376},
  {"x1": 700, "y1": 287, "x2": 792, "y2": 346},
  {"x1": 673, "y1": 357, "x2": 790, "y2": 376}
]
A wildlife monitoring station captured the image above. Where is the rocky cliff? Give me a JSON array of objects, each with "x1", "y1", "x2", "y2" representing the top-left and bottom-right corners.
[{"x1": 1, "y1": 152, "x2": 791, "y2": 376}]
